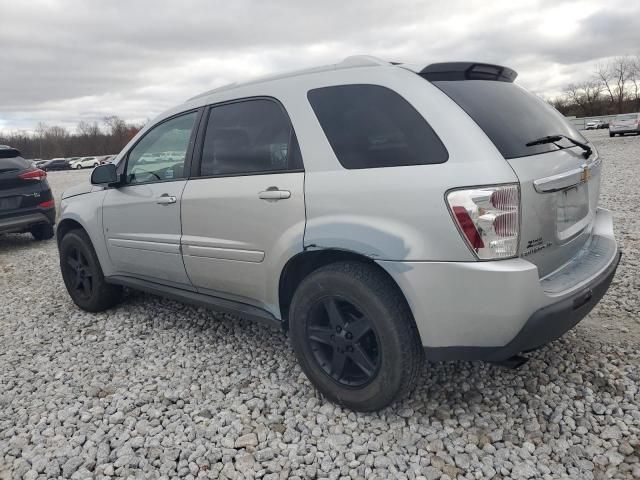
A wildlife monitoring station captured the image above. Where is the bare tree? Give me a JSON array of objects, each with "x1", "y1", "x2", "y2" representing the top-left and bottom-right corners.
[
  {"x1": 629, "y1": 55, "x2": 640, "y2": 112},
  {"x1": 565, "y1": 81, "x2": 602, "y2": 117},
  {"x1": 595, "y1": 56, "x2": 632, "y2": 114}
]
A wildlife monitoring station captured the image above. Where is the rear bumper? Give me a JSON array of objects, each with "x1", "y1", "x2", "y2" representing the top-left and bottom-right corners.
[
  {"x1": 0, "y1": 209, "x2": 55, "y2": 234},
  {"x1": 377, "y1": 207, "x2": 619, "y2": 361}
]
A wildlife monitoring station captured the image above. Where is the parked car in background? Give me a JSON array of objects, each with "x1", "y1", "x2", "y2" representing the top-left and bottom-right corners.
[
  {"x1": 98, "y1": 155, "x2": 115, "y2": 165},
  {"x1": 609, "y1": 113, "x2": 640, "y2": 136},
  {"x1": 0, "y1": 146, "x2": 55, "y2": 240},
  {"x1": 41, "y1": 158, "x2": 70, "y2": 171},
  {"x1": 57, "y1": 57, "x2": 619, "y2": 411},
  {"x1": 585, "y1": 119, "x2": 604, "y2": 130},
  {"x1": 70, "y1": 156, "x2": 100, "y2": 169}
]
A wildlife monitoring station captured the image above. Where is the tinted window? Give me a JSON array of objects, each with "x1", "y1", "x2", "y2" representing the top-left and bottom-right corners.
[
  {"x1": 126, "y1": 111, "x2": 197, "y2": 184},
  {"x1": 432, "y1": 80, "x2": 587, "y2": 159},
  {"x1": 307, "y1": 84, "x2": 447, "y2": 169},
  {"x1": 200, "y1": 99, "x2": 299, "y2": 176}
]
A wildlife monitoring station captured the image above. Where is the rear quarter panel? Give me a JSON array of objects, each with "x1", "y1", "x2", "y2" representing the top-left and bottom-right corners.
[{"x1": 275, "y1": 67, "x2": 519, "y2": 261}]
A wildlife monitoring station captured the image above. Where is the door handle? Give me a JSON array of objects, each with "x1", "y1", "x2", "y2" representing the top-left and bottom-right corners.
[
  {"x1": 157, "y1": 194, "x2": 177, "y2": 205},
  {"x1": 258, "y1": 188, "x2": 291, "y2": 200}
]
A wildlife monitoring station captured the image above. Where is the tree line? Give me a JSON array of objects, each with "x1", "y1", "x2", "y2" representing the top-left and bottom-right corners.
[
  {"x1": 0, "y1": 116, "x2": 144, "y2": 160},
  {"x1": 550, "y1": 55, "x2": 640, "y2": 118}
]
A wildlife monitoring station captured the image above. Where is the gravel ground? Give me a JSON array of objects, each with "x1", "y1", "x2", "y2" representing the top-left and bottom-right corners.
[{"x1": 1, "y1": 132, "x2": 639, "y2": 480}]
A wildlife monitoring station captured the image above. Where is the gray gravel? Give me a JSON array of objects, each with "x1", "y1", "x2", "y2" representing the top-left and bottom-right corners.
[{"x1": 1, "y1": 132, "x2": 639, "y2": 479}]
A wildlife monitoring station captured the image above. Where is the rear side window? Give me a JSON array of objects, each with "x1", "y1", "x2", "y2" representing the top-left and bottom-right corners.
[
  {"x1": 432, "y1": 80, "x2": 586, "y2": 159},
  {"x1": 200, "y1": 99, "x2": 301, "y2": 177},
  {"x1": 308, "y1": 84, "x2": 448, "y2": 169}
]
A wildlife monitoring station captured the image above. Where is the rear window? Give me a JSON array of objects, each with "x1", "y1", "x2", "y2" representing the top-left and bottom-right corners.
[
  {"x1": 0, "y1": 156, "x2": 29, "y2": 174},
  {"x1": 308, "y1": 84, "x2": 448, "y2": 169},
  {"x1": 431, "y1": 80, "x2": 586, "y2": 159},
  {"x1": 616, "y1": 114, "x2": 638, "y2": 121}
]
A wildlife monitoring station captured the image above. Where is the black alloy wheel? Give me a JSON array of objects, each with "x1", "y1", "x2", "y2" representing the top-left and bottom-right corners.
[
  {"x1": 59, "y1": 229, "x2": 122, "y2": 312},
  {"x1": 289, "y1": 261, "x2": 424, "y2": 411},
  {"x1": 64, "y1": 246, "x2": 93, "y2": 300},
  {"x1": 306, "y1": 296, "x2": 380, "y2": 387}
]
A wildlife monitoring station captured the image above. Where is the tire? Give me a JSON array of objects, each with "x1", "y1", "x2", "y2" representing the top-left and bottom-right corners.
[
  {"x1": 93, "y1": 163, "x2": 99, "y2": 168},
  {"x1": 30, "y1": 223, "x2": 54, "y2": 241},
  {"x1": 609, "y1": 132, "x2": 614, "y2": 137},
  {"x1": 59, "y1": 229, "x2": 123, "y2": 312},
  {"x1": 76, "y1": 164, "x2": 82, "y2": 169},
  {"x1": 289, "y1": 261, "x2": 423, "y2": 411}
]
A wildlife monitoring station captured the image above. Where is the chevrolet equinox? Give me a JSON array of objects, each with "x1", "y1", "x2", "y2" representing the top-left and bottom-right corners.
[{"x1": 57, "y1": 57, "x2": 620, "y2": 411}]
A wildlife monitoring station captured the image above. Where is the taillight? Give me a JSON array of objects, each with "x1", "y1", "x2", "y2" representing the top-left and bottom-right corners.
[
  {"x1": 18, "y1": 168, "x2": 47, "y2": 181},
  {"x1": 39, "y1": 199, "x2": 55, "y2": 208},
  {"x1": 446, "y1": 184, "x2": 520, "y2": 259}
]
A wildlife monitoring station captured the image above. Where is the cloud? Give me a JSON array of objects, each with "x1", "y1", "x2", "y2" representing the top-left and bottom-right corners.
[{"x1": 0, "y1": 0, "x2": 638, "y2": 132}]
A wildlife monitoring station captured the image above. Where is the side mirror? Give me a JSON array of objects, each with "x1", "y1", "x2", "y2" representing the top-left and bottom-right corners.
[{"x1": 91, "y1": 163, "x2": 119, "y2": 186}]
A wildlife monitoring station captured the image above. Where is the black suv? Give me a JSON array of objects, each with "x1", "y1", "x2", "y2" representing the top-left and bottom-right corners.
[{"x1": 0, "y1": 147, "x2": 55, "y2": 240}]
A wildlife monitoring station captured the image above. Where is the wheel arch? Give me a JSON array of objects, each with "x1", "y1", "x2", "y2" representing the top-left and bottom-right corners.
[
  {"x1": 56, "y1": 218, "x2": 87, "y2": 245},
  {"x1": 278, "y1": 248, "x2": 414, "y2": 328}
]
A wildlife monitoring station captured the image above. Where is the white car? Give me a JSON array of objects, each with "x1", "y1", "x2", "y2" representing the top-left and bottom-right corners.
[
  {"x1": 70, "y1": 157, "x2": 100, "y2": 169},
  {"x1": 585, "y1": 119, "x2": 604, "y2": 130}
]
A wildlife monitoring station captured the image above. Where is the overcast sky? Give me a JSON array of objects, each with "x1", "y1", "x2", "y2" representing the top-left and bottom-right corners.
[{"x1": 1, "y1": 0, "x2": 639, "y2": 133}]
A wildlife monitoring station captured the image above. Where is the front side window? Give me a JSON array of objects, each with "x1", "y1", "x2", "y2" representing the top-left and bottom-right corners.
[
  {"x1": 307, "y1": 84, "x2": 448, "y2": 169},
  {"x1": 200, "y1": 99, "x2": 300, "y2": 177},
  {"x1": 126, "y1": 111, "x2": 197, "y2": 184}
]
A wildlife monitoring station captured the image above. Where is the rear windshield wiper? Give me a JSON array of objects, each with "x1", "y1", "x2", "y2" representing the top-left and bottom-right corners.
[{"x1": 525, "y1": 134, "x2": 592, "y2": 158}]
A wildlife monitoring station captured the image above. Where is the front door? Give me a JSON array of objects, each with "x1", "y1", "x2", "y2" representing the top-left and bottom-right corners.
[
  {"x1": 102, "y1": 110, "x2": 199, "y2": 288},
  {"x1": 180, "y1": 99, "x2": 306, "y2": 312}
]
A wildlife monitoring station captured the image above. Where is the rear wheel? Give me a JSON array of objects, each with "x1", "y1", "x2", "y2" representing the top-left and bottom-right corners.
[
  {"x1": 609, "y1": 132, "x2": 614, "y2": 137},
  {"x1": 30, "y1": 223, "x2": 54, "y2": 241},
  {"x1": 289, "y1": 261, "x2": 423, "y2": 411},
  {"x1": 59, "y1": 229, "x2": 122, "y2": 312}
]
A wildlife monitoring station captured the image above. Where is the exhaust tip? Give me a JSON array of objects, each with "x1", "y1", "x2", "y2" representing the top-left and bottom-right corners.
[{"x1": 490, "y1": 355, "x2": 529, "y2": 369}]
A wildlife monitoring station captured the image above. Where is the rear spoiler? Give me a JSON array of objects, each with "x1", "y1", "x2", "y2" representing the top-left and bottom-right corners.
[
  {"x1": 420, "y1": 62, "x2": 517, "y2": 83},
  {"x1": 0, "y1": 148, "x2": 21, "y2": 159}
]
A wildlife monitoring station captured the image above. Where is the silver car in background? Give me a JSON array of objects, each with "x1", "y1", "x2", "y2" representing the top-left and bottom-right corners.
[
  {"x1": 609, "y1": 112, "x2": 640, "y2": 136},
  {"x1": 56, "y1": 56, "x2": 620, "y2": 411}
]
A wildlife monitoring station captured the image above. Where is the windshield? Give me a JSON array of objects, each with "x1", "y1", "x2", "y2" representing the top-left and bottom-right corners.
[{"x1": 430, "y1": 79, "x2": 586, "y2": 159}]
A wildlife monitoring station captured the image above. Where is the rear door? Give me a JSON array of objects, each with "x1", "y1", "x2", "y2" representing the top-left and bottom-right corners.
[
  {"x1": 432, "y1": 79, "x2": 600, "y2": 277},
  {"x1": 180, "y1": 98, "x2": 305, "y2": 311},
  {"x1": 102, "y1": 110, "x2": 200, "y2": 287}
]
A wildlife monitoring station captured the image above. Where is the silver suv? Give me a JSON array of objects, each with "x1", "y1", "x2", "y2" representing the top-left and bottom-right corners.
[
  {"x1": 57, "y1": 57, "x2": 620, "y2": 411},
  {"x1": 609, "y1": 112, "x2": 640, "y2": 136}
]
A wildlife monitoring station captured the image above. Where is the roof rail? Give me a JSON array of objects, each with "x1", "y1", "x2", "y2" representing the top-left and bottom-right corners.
[
  {"x1": 337, "y1": 55, "x2": 391, "y2": 69},
  {"x1": 185, "y1": 55, "x2": 392, "y2": 103}
]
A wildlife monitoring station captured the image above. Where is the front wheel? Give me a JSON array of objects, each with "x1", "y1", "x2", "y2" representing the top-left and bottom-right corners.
[
  {"x1": 59, "y1": 229, "x2": 123, "y2": 312},
  {"x1": 289, "y1": 261, "x2": 423, "y2": 411},
  {"x1": 609, "y1": 132, "x2": 614, "y2": 137}
]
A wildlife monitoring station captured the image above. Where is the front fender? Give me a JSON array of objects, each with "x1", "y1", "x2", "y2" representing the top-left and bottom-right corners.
[{"x1": 58, "y1": 191, "x2": 113, "y2": 276}]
